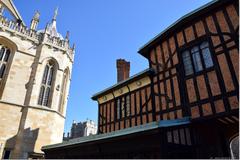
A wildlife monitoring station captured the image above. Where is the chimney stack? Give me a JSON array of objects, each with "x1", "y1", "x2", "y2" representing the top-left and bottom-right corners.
[{"x1": 116, "y1": 59, "x2": 130, "y2": 82}]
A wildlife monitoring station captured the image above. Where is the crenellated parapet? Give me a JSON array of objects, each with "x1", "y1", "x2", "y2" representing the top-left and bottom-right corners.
[
  {"x1": 0, "y1": 14, "x2": 75, "y2": 60},
  {"x1": 0, "y1": 15, "x2": 39, "y2": 40}
]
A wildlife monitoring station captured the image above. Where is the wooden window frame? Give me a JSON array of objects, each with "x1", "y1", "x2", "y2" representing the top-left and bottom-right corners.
[{"x1": 181, "y1": 39, "x2": 214, "y2": 77}]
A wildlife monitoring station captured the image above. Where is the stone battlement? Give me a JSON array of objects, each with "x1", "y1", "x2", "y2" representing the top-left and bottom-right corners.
[{"x1": 0, "y1": 15, "x2": 74, "y2": 54}]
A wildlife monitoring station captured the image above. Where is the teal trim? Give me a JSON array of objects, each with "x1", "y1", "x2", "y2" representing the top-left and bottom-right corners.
[
  {"x1": 91, "y1": 68, "x2": 155, "y2": 100},
  {"x1": 138, "y1": 0, "x2": 220, "y2": 55},
  {"x1": 42, "y1": 117, "x2": 190, "y2": 150}
]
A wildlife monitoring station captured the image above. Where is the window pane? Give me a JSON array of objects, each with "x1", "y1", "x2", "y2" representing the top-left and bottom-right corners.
[
  {"x1": 192, "y1": 51, "x2": 203, "y2": 72},
  {"x1": 0, "y1": 64, "x2": 6, "y2": 78},
  {"x1": 180, "y1": 129, "x2": 186, "y2": 145},
  {"x1": 202, "y1": 48, "x2": 213, "y2": 68},
  {"x1": 0, "y1": 47, "x2": 5, "y2": 60},
  {"x1": 43, "y1": 87, "x2": 50, "y2": 106},
  {"x1": 117, "y1": 99, "x2": 120, "y2": 119},
  {"x1": 4, "y1": 49, "x2": 10, "y2": 62},
  {"x1": 200, "y1": 41, "x2": 209, "y2": 49},
  {"x1": 182, "y1": 51, "x2": 193, "y2": 76},
  {"x1": 42, "y1": 65, "x2": 49, "y2": 84},
  {"x1": 191, "y1": 46, "x2": 199, "y2": 52},
  {"x1": 126, "y1": 95, "x2": 130, "y2": 117},
  {"x1": 38, "y1": 86, "x2": 45, "y2": 105},
  {"x1": 47, "y1": 67, "x2": 53, "y2": 85},
  {"x1": 185, "y1": 128, "x2": 192, "y2": 145},
  {"x1": 173, "y1": 130, "x2": 179, "y2": 144},
  {"x1": 121, "y1": 98, "x2": 125, "y2": 118},
  {"x1": 167, "y1": 131, "x2": 172, "y2": 143},
  {"x1": 39, "y1": 62, "x2": 55, "y2": 107}
]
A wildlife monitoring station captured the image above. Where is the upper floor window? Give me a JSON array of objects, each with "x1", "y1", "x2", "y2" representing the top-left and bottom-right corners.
[
  {"x1": 182, "y1": 41, "x2": 213, "y2": 76},
  {"x1": 0, "y1": 45, "x2": 10, "y2": 80},
  {"x1": 38, "y1": 61, "x2": 55, "y2": 107},
  {"x1": 116, "y1": 95, "x2": 130, "y2": 120}
]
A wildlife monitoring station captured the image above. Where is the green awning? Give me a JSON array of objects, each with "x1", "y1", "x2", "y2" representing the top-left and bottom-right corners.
[{"x1": 42, "y1": 117, "x2": 190, "y2": 150}]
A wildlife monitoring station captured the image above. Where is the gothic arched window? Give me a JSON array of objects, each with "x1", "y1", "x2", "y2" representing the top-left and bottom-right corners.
[
  {"x1": 58, "y1": 69, "x2": 68, "y2": 113},
  {"x1": 0, "y1": 45, "x2": 11, "y2": 80},
  {"x1": 38, "y1": 61, "x2": 55, "y2": 107}
]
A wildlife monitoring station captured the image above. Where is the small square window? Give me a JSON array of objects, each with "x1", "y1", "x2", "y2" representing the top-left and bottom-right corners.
[{"x1": 182, "y1": 41, "x2": 213, "y2": 76}]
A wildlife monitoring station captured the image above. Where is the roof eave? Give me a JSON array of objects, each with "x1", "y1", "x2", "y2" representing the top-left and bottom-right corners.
[
  {"x1": 91, "y1": 68, "x2": 155, "y2": 101},
  {"x1": 138, "y1": 0, "x2": 227, "y2": 57},
  {"x1": 42, "y1": 117, "x2": 191, "y2": 151}
]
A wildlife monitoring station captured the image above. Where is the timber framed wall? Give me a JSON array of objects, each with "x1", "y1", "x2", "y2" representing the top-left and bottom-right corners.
[
  {"x1": 42, "y1": 0, "x2": 239, "y2": 158},
  {"x1": 146, "y1": 0, "x2": 238, "y2": 122},
  {"x1": 97, "y1": 0, "x2": 239, "y2": 134},
  {"x1": 98, "y1": 82, "x2": 155, "y2": 134}
]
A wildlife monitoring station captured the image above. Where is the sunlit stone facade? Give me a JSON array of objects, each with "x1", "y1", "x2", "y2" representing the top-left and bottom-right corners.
[{"x1": 0, "y1": 0, "x2": 75, "y2": 158}]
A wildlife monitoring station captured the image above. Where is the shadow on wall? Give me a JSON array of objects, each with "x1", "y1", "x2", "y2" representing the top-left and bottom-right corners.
[{"x1": 3, "y1": 128, "x2": 40, "y2": 159}]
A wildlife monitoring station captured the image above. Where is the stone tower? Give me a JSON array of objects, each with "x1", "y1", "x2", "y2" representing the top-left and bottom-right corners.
[{"x1": 0, "y1": 1, "x2": 75, "y2": 158}]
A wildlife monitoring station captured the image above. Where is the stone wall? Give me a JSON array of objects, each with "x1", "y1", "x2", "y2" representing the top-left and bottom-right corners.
[{"x1": 0, "y1": 14, "x2": 73, "y2": 158}]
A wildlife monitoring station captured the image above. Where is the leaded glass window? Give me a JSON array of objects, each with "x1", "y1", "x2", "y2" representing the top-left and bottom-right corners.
[
  {"x1": 191, "y1": 46, "x2": 203, "y2": 72},
  {"x1": 182, "y1": 51, "x2": 193, "y2": 76},
  {"x1": 117, "y1": 95, "x2": 130, "y2": 119},
  {"x1": 201, "y1": 42, "x2": 214, "y2": 68},
  {"x1": 38, "y1": 61, "x2": 54, "y2": 107},
  {"x1": 182, "y1": 41, "x2": 213, "y2": 76},
  {"x1": 0, "y1": 45, "x2": 11, "y2": 80}
]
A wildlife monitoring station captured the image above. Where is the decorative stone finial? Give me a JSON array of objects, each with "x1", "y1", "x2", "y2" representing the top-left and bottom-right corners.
[
  {"x1": 53, "y1": 7, "x2": 58, "y2": 21},
  {"x1": 72, "y1": 43, "x2": 76, "y2": 51},
  {"x1": 46, "y1": 7, "x2": 60, "y2": 38},
  {"x1": 30, "y1": 11, "x2": 40, "y2": 30},
  {"x1": 65, "y1": 31, "x2": 70, "y2": 40},
  {"x1": 44, "y1": 23, "x2": 49, "y2": 33},
  {"x1": 33, "y1": 11, "x2": 40, "y2": 20}
]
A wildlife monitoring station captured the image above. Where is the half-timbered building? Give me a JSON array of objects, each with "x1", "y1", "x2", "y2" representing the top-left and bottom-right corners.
[{"x1": 42, "y1": 0, "x2": 239, "y2": 158}]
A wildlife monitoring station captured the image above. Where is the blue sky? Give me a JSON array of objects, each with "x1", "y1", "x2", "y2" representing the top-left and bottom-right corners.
[{"x1": 13, "y1": 0, "x2": 211, "y2": 132}]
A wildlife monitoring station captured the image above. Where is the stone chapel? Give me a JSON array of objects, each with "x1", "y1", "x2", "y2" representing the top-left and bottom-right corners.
[{"x1": 0, "y1": 0, "x2": 75, "y2": 158}]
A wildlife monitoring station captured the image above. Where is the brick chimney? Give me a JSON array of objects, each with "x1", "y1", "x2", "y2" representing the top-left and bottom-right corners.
[{"x1": 116, "y1": 59, "x2": 130, "y2": 82}]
